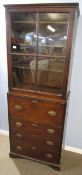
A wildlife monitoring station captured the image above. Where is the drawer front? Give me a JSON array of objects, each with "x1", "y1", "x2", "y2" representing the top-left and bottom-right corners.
[
  {"x1": 10, "y1": 140, "x2": 61, "y2": 165},
  {"x1": 8, "y1": 94, "x2": 66, "y2": 126},
  {"x1": 9, "y1": 117, "x2": 63, "y2": 141},
  {"x1": 10, "y1": 134, "x2": 62, "y2": 152}
]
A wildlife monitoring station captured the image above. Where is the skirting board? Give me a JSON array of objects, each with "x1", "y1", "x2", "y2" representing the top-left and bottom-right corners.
[
  {"x1": 0, "y1": 129, "x2": 9, "y2": 136},
  {"x1": 0, "y1": 129, "x2": 82, "y2": 154},
  {"x1": 65, "y1": 146, "x2": 82, "y2": 155}
]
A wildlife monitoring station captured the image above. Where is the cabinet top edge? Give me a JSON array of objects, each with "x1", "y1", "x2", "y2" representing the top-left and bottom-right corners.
[
  {"x1": 4, "y1": 3, "x2": 79, "y2": 7},
  {"x1": 4, "y1": 3, "x2": 80, "y2": 16},
  {"x1": 4, "y1": 3, "x2": 79, "y2": 9}
]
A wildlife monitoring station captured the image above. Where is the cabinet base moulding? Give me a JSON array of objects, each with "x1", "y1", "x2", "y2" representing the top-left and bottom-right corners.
[{"x1": 9, "y1": 152, "x2": 60, "y2": 171}]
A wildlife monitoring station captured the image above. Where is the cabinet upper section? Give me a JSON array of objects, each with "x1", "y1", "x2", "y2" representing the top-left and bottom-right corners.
[{"x1": 5, "y1": 4, "x2": 79, "y2": 99}]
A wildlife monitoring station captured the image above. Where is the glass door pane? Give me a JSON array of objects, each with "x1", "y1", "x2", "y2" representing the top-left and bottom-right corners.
[
  {"x1": 11, "y1": 12, "x2": 36, "y2": 54},
  {"x1": 10, "y1": 12, "x2": 37, "y2": 90},
  {"x1": 38, "y1": 13, "x2": 69, "y2": 57},
  {"x1": 12, "y1": 55, "x2": 36, "y2": 90},
  {"x1": 37, "y1": 13, "x2": 69, "y2": 94},
  {"x1": 37, "y1": 57, "x2": 65, "y2": 94}
]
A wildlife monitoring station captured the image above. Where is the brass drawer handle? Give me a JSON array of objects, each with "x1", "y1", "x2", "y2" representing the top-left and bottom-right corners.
[
  {"x1": 47, "y1": 128, "x2": 55, "y2": 134},
  {"x1": 48, "y1": 111, "x2": 56, "y2": 117},
  {"x1": 45, "y1": 153, "x2": 53, "y2": 159},
  {"x1": 32, "y1": 100, "x2": 38, "y2": 103},
  {"x1": 46, "y1": 140, "x2": 54, "y2": 146},
  {"x1": 32, "y1": 146, "x2": 36, "y2": 151},
  {"x1": 31, "y1": 134, "x2": 37, "y2": 138},
  {"x1": 31, "y1": 122, "x2": 38, "y2": 127},
  {"x1": 16, "y1": 133, "x2": 23, "y2": 139},
  {"x1": 14, "y1": 105, "x2": 22, "y2": 111},
  {"x1": 16, "y1": 145, "x2": 22, "y2": 151},
  {"x1": 16, "y1": 122, "x2": 23, "y2": 127},
  {"x1": 32, "y1": 123, "x2": 37, "y2": 127}
]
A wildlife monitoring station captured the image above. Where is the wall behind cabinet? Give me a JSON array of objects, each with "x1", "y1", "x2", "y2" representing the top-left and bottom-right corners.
[
  {"x1": 0, "y1": 4, "x2": 8, "y2": 131},
  {"x1": 0, "y1": 0, "x2": 82, "y2": 150},
  {"x1": 65, "y1": 15, "x2": 82, "y2": 149}
]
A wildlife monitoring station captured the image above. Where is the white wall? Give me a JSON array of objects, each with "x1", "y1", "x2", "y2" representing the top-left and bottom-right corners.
[
  {"x1": 0, "y1": 0, "x2": 82, "y2": 149},
  {"x1": 0, "y1": 5, "x2": 8, "y2": 130},
  {"x1": 65, "y1": 16, "x2": 82, "y2": 149}
]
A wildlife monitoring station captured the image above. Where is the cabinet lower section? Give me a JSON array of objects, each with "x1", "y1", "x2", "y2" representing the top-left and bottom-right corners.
[{"x1": 8, "y1": 93, "x2": 66, "y2": 169}]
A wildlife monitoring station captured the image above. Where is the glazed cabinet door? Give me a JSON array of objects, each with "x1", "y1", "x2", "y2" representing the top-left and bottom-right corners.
[
  {"x1": 6, "y1": 6, "x2": 75, "y2": 97},
  {"x1": 10, "y1": 12, "x2": 37, "y2": 91},
  {"x1": 37, "y1": 13, "x2": 69, "y2": 94}
]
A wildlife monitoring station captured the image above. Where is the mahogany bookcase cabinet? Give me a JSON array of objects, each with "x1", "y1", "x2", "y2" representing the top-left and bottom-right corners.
[{"x1": 5, "y1": 3, "x2": 79, "y2": 170}]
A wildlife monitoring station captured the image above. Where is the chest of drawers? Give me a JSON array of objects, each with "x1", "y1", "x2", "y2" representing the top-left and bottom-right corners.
[
  {"x1": 8, "y1": 93, "x2": 66, "y2": 168},
  {"x1": 5, "y1": 3, "x2": 79, "y2": 170}
]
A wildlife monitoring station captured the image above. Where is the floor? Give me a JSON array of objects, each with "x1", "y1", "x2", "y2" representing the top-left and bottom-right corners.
[{"x1": 0, "y1": 134, "x2": 82, "y2": 175}]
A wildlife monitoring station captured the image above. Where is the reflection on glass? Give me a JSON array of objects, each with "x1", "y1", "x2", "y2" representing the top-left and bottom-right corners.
[
  {"x1": 11, "y1": 13, "x2": 36, "y2": 53},
  {"x1": 11, "y1": 12, "x2": 36, "y2": 21},
  {"x1": 38, "y1": 13, "x2": 68, "y2": 57},
  {"x1": 36, "y1": 57, "x2": 65, "y2": 93},
  {"x1": 12, "y1": 55, "x2": 36, "y2": 90}
]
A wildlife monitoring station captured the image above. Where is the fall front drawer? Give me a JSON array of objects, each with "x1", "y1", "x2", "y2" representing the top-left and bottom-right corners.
[
  {"x1": 10, "y1": 140, "x2": 61, "y2": 165},
  {"x1": 8, "y1": 94, "x2": 66, "y2": 126}
]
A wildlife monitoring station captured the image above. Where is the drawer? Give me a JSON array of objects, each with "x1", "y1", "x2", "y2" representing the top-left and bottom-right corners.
[
  {"x1": 10, "y1": 134, "x2": 62, "y2": 152},
  {"x1": 8, "y1": 94, "x2": 66, "y2": 126},
  {"x1": 10, "y1": 140, "x2": 61, "y2": 165},
  {"x1": 9, "y1": 117, "x2": 63, "y2": 141}
]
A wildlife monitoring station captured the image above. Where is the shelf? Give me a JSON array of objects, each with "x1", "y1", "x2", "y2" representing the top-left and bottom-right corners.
[
  {"x1": 9, "y1": 52, "x2": 37, "y2": 56},
  {"x1": 13, "y1": 20, "x2": 68, "y2": 24},
  {"x1": 9, "y1": 52, "x2": 66, "y2": 59},
  {"x1": 13, "y1": 21, "x2": 36, "y2": 24},
  {"x1": 39, "y1": 21, "x2": 68, "y2": 24},
  {"x1": 12, "y1": 42, "x2": 33, "y2": 46},
  {"x1": 12, "y1": 42, "x2": 65, "y2": 48}
]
